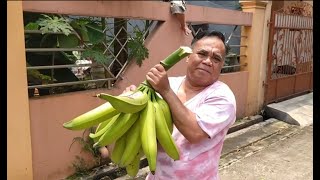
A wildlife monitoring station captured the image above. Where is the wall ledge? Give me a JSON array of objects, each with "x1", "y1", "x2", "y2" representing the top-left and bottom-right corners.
[{"x1": 240, "y1": 1, "x2": 268, "y2": 9}]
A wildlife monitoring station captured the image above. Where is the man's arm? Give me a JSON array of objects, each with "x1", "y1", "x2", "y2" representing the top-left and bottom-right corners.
[
  {"x1": 161, "y1": 88, "x2": 209, "y2": 143},
  {"x1": 169, "y1": 0, "x2": 191, "y2": 35}
]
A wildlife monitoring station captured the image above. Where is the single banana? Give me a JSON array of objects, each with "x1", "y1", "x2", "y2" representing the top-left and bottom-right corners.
[
  {"x1": 152, "y1": 93, "x2": 180, "y2": 161},
  {"x1": 125, "y1": 148, "x2": 143, "y2": 178},
  {"x1": 93, "y1": 118, "x2": 112, "y2": 143},
  {"x1": 140, "y1": 96, "x2": 157, "y2": 174},
  {"x1": 156, "y1": 95, "x2": 174, "y2": 134},
  {"x1": 94, "y1": 112, "x2": 140, "y2": 148},
  {"x1": 89, "y1": 114, "x2": 120, "y2": 140},
  {"x1": 63, "y1": 102, "x2": 120, "y2": 130},
  {"x1": 97, "y1": 90, "x2": 148, "y2": 113},
  {"x1": 119, "y1": 118, "x2": 142, "y2": 167},
  {"x1": 110, "y1": 133, "x2": 127, "y2": 165}
]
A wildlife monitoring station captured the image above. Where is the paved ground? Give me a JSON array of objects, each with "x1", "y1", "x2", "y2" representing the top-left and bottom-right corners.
[
  {"x1": 103, "y1": 93, "x2": 314, "y2": 180},
  {"x1": 219, "y1": 125, "x2": 313, "y2": 180},
  {"x1": 266, "y1": 92, "x2": 313, "y2": 126}
]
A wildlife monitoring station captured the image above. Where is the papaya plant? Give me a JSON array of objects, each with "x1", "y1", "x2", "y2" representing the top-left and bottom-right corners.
[{"x1": 24, "y1": 13, "x2": 150, "y2": 95}]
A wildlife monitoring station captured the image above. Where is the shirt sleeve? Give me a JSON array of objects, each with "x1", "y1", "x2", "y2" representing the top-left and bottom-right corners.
[{"x1": 195, "y1": 92, "x2": 236, "y2": 139}]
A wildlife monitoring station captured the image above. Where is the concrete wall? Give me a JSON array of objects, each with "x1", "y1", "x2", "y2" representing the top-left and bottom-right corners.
[
  {"x1": 239, "y1": 1, "x2": 271, "y2": 116},
  {"x1": 28, "y1": 72, "x2": 248, "y2": 179},
  {"x1": 7, "y1": 1, "x2": 34, "y2": 180},
  {"x1": 21, "y1": 1, "x2": 252, "y2": 179}
]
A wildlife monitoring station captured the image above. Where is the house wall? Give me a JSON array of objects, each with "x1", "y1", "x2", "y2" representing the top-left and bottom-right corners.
[
  {"x1": 20, "y1": 1, "x2": 252, "y2": 179},
  {"x1": 28, "y1": 72, "x2": 248, "y2": 180}
]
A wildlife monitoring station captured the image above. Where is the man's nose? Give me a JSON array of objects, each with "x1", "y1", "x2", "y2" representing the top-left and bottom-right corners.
[{"x1": 202, "y1": 57, "x2": 213, "y2": 66}]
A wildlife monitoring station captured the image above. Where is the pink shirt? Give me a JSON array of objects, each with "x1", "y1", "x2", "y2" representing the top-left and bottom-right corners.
[{"x1": 146, "y1": 76, "x2": 236, "y2": 180}]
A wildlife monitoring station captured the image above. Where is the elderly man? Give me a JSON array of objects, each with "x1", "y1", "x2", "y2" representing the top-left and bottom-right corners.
[
  {"x1": 100, "y1": 31, "x2": 236, "y2": 179},
  {"x1": 147, "y1": 30, "x2": 236, "y2": 179}
]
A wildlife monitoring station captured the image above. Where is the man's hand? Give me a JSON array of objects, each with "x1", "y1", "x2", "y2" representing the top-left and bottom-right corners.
[
  {"x1": 123, "y1": 85, "x2": 137, "y2": 94},
  {"x1": 146, "y1": 64, "x2": 170, "y2": 96}
]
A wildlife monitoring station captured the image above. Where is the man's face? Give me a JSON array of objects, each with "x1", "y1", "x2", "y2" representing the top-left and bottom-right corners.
[{"x1": 186, "y1": 36, "x2": 226, "y2": 87}]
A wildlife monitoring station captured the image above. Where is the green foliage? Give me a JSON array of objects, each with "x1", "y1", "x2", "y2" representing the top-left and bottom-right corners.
[
  {"x1": 57, "y1": 34, "x2": 80, "y2": 48},
  {"x1": 25, "y1": 22, "x2": 39, "y2": 30},
  {"x1": 36, "y1": 14, "x2": 74, "y2": 36},
  {"x1": 82, "y1": 49, "x2": 110, "y2": 65},
  {"x1": 127, "y1": 28, "x2": 149, "y2": 67},
  {"x1": 24, "y1": 13, "x2": 150, "y2": 95},
  {"x1": 27, "y1": 63, "x2": 56, "y2": 84},
  {"x1": 66, "y1": 156, "x2": 91, "y2": 179},
  {"x1": 69, "y1": 128, "x2": 101, "y2": 160},
  {"x1": 66, "y1": 128, "x2": 102, "y2": 179},
  {"x1": 70, "y1": 18, "x2": 105, "y2": 44},
  {"x1": 85, "y1": 23, "x2": 105, "y2": 45}
]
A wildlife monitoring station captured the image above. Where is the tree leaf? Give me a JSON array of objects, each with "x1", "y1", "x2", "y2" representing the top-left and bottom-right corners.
[
  {"x1": 25, "y1": 22, "x2": 39, "y2": 30},
  {"x1": 57, "y1": 34, "x2": 80, "y2": 48},
  {"x1": 86, "y1": 23, "x2": 105, "y2": 44}
]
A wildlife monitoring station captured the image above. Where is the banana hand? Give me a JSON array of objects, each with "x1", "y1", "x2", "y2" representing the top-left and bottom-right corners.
[
  {"x1": 119, "y1": 118, "x2": 142, "y2": 167},
  {"x1": 63, "y1": 102, "x2": 120, "y2": 130},
  {"x1": 110, "y1": 134, "x2": 127, "y2": 165},
  {"x1": 97, "y1": 90, "x2": 148, "y2": 113},
  {"x1": 153, "y1": 94, "x2": 180, "y2": 160},
  {"x1": 94, "y1": 112, "x2": 140, "y2": 147},
  {"x1": 140, "y1": 96, "x2": 157, "y2": 174}
]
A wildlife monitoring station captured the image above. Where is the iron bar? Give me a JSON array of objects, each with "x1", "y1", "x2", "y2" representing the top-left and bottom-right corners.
[
  {"x1": 28, "y1": 78, "x2": 116, "y2": 89},
  {"x1": 26, "y1": 48, "x2": 85, "y2": 52},
  {"x1": 27, "y1": 64, "x2": 94, "y2": 70}
]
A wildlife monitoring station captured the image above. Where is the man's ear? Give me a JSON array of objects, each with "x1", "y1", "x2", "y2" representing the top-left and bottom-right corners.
[
  {"x1": 186, "y1": 56, "x2": 189, "y2": 63},
  {"x1": 221, "y1": 60, "x2": 225, "y2": 68}
]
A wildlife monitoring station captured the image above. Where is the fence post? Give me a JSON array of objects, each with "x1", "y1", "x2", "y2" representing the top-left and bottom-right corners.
[
  {"x1": 239, "y1": 1, "x2": 272, "y2": 116},
  {"x1": 8, "y1": 1, "x2": 34, "y2": 180}
]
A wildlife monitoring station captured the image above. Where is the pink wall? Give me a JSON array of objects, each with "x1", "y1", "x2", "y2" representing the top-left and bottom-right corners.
[{"x1": 25, "y1": 1, "x2": 251, "y2": 179}]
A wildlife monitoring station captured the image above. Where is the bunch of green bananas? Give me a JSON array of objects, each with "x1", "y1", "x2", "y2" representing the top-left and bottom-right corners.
[{"x1": 63, "y1": 46, "x2": 192, "y2": 177}]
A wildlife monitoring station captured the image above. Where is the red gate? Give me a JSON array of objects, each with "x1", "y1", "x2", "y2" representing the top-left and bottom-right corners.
[{"x1": 265, "y1": 3, "x2": 313, "y2": 104}]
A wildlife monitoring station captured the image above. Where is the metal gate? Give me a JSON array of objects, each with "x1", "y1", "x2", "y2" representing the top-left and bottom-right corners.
[{"x1": 265, "y1": 2, "x2": 313, "y2": 104}]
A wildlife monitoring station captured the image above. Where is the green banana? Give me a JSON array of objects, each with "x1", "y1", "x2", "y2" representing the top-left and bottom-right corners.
[
  {"x1": 63, "y1": 102, "x2": 120, "y2": 130},
  {"x1": 152, "y1": 93, "x2": 180, "y2": 161},
  {"x1": 89, "y1": 114, "x2": 120, "y2": 140},
  {"x1": 93, "y1": 112, "x2": 140, "y2": 148},
  {"x1": 92, "y1": 118, "x2": 113, "y2": 143},
  {"x1": 125, "y1": 148, "x2": 143, "y2": 178},
  {"x1": 97, "y1": 90, "x2": 148, "y2": 113},
  {"x1": 156, "y1": 95, "x2": 174, "y2": 134},
  {"x1": 110, "y1": 133, "x2": 127, "y2": 165},
  {"x1": 140, "y1": 93, "x2": 157, "y2": 174},
  {"x1": 119, "y1": 117, "x2": 142, "y2": 167}
]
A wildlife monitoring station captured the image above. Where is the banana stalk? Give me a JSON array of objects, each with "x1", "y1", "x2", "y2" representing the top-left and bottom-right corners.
[{"x1": 160, "y1": 46, "x2": 193, "y2": 71}]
